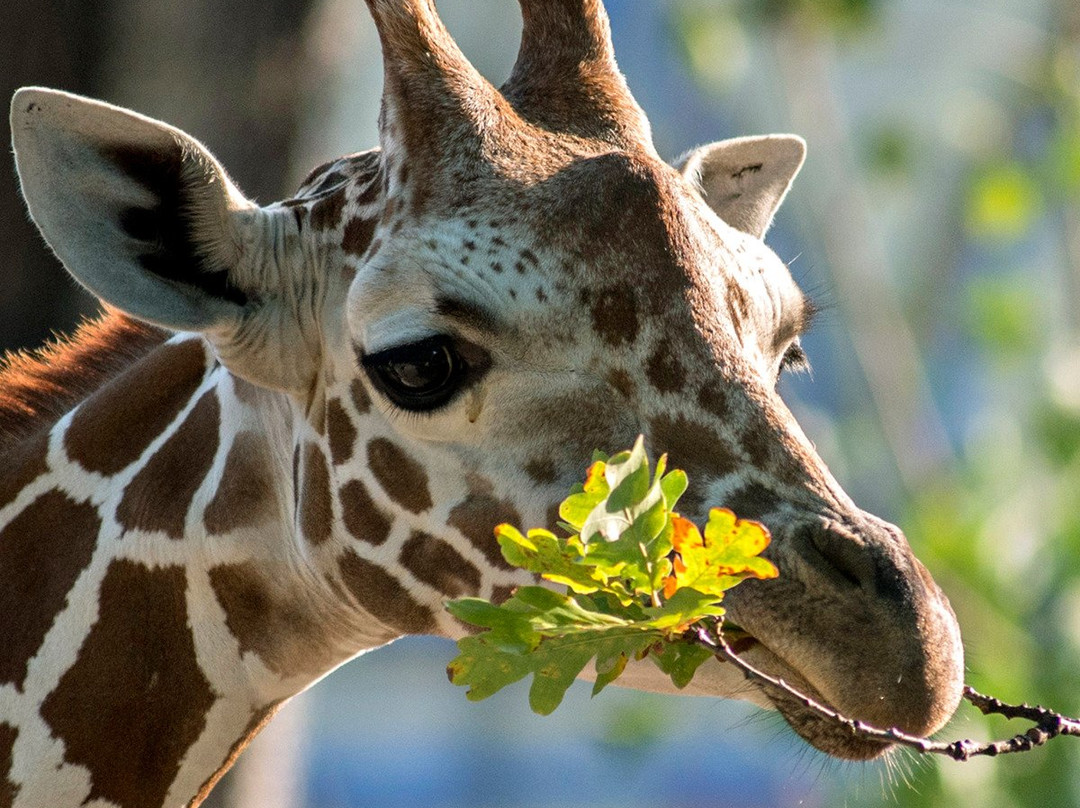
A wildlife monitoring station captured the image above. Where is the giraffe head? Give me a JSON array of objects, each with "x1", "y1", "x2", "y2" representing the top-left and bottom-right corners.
[{"x1": 11, "y1": 0, "x2": 962, "y2": 760}]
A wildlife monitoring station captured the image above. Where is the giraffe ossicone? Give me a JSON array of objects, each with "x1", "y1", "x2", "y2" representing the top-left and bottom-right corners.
[{"x1": 3, "y1": 0, "x2": 964, "y2": 805}]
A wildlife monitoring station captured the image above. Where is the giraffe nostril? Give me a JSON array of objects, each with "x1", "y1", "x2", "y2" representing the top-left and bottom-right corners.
[{"x1": 801, "y1": 522, "x2": 876, "y2": 592}]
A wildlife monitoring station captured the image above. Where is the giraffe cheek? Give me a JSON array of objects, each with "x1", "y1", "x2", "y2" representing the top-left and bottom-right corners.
[
  {"x1": 338, "y1": 550, "x2": 436, "y2": 636},
  {"x1": 208, "y1": 562, "x2": 344, "y2": 679},
  {"x1": 448, "y1": 495, "x2": 521, "y2": 571}
]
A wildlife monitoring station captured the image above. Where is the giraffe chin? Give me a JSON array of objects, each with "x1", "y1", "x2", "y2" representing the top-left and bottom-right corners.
[{"x1": 731, "y1": 640, "x2": 896, "y2": 761}]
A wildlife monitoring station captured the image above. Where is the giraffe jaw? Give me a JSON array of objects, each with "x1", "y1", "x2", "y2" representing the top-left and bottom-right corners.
[
  {"x1": 726, "y1": 632, "x2": 964, "y2": 761},
  {"x1": 729, "y1": 638, "x2": 895, "y2": 760}
]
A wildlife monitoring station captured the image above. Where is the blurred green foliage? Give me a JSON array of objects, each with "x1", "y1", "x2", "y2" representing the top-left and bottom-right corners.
[
  {"x1": 741, "y1": 0, "x2": 879, "y2": 32},
  {"x1": 672, "y1": 0, "x2": 1080, "y2": 805},
  {"x1": 962, "y1": 276, "x2": 1042, "y2": 357},
  {"x1": 965, "y1": 162, "x2": 1044, "y2": 243}
]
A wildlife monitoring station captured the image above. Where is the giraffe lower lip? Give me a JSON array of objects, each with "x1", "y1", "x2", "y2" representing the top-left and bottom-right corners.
[{"x1": 728, "y1": 637, "x2": 895, "y2": 760}]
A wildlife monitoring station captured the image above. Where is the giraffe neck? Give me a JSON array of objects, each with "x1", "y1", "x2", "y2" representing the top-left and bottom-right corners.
[{"x1": 0, "y1": 328, "x2": 408, "y2": 808}]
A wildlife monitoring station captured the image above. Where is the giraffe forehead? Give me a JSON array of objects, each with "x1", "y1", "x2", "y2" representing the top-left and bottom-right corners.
[{"x1": 353, "y1": 158, "x2": 711, "y2": 312}]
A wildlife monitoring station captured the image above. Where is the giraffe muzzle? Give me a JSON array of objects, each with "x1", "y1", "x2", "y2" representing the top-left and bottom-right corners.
[{"x1": 721, "y1": 511, "x2": 966, "y2": 760}]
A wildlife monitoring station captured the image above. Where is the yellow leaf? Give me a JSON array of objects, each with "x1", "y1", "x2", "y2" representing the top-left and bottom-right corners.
[{"x1": 669, "y1": 508, "x2": 777, "y2": 600}]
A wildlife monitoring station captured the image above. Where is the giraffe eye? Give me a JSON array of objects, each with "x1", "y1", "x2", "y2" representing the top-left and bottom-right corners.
[{"x1": 362, "y1": 335, "x2": 473, "y2": 412}]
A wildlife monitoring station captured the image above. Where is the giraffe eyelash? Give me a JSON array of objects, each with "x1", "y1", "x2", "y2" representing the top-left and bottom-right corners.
[{"x1": 779, "y1": 341, "x2": 811, "y2": 376}]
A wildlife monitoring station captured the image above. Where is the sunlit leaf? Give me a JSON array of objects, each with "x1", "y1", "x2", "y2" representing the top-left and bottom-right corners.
[{"x1": 447, "y1": 440, "x2": 777, "y2": 713}]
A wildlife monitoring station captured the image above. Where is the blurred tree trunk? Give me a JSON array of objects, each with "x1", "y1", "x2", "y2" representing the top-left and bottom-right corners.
[
  {"x1": 0, "y1": 0, "x2": 113, "y2": 353},
  {"x1": 1, "y1": 0, "x2": 317, "y2": 358},
  {"x1": 100, "y1": 0, "x2": 315, "y2": 203}
]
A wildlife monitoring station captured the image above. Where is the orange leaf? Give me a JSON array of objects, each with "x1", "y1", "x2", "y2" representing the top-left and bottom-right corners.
[
  {"x1": 663, "y1": 576, "x2": 678, "y2": 599},
  {"x1": 671, "y1": 515, "x2": 703, "y2": 553}
]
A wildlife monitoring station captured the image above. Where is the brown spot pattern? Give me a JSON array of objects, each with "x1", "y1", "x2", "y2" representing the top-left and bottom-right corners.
[
  {"x1": 646, "y1": 343, "x2": 686, "y2": 394},
  {"x1": 491, "y1": 585, "x2": 517, "y2": 605},
  {"x1": 116, "y1": 389, "x2": 220, "y2": 540},
  {"x1": 208, "y1": 562, "x2": 340, "y2": 677},
  {"x1": 309, "y1": 188, "x2": 346, "y2": 231},
  {"x1": 338, "y1": 549, "x2": 435, "y2": 635},
  {"x1": 697, "y1": 384, "x2": 731, "y2": 420},
  {"x1": 0, "y1": 490, "x2": 100, "y2": 688},
  {"x1": 40, "y1": 560, "x2": 216, "y2": 808},
  {"x1": 523, "y1": 458, "x2": 557, "y2": 485},
  {"x1": 546, "y1": 502, "x2": 563, "y2": 533},
  {"x1": 606, "y1": 368, "x2": 636, "y2": 401},
  {"x1": 649, "y1": 414, "x2": 741, "y2": 511},
  {"x1": 342, "y1": 216, "x2": 377, "y2": 256},
  {"x1": 326, "y1": 398, "x2": 356, "y2": 466},
  {"x1": 0, "y1": 430, "x2": 48, "y2": 512},
  {"x1": 0, "y1": 723, "x2": 18, "y2": 808},
  {"x1": 741, "y1": 411, "x2": 811, "y2": 488},
  {"x1": 204, "y1": 432, "x2": 278, "y2": 535},
  {"x1": 589, "y1": 285, "x2": 639, "y2": 347},
  {"x1": 400, "y1": 532, "x2": 482, "y2": 598},
  {"x1": 721, "y1": 482, "x2": 784, "y2": 522},
  {"x1": 299, "y1": 443, "x2": 333, "y2": 546},
  {"x1": 367, "y1": 438, "x2": 432, "y2": 514},
  {"x1": 64, "y1": 339, "x2": 208, "y2": 476},
  {"x1": 340, "y1": 479, "x2": 393, "y2": 546},
  {"x1": 350, "y1": 379, "x2": 371, "y2": 415},
  {"x1": 448, "y1": 495, "x2": 521, "y2": 570}
]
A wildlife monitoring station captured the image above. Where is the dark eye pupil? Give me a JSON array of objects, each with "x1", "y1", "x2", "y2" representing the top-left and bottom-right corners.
[
  {"x1": 362, "y1": 335, "x2": 476, "y2": 413},
  {"x1": 386, "y1": 345, "x2": 453, "y2": 390}
]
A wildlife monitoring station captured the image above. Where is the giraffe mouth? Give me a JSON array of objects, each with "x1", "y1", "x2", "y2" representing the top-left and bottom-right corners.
[{"x1": 725, "y1": 634, "x2": 895, "y2": 760}]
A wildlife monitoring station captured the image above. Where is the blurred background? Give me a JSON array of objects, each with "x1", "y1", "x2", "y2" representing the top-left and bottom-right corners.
[{"x1": 3, "y1": 0, "x2": 1080, "y2": 806}]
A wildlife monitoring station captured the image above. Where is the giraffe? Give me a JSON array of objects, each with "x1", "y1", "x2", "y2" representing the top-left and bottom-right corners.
[{"x1": 1, "y1": 1, "x2": 965, "y2": 806}]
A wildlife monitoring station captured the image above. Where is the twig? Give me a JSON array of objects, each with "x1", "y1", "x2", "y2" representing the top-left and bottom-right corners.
[{"x1": 690, "y1": 622, "x2": 1080, "y2": 760}]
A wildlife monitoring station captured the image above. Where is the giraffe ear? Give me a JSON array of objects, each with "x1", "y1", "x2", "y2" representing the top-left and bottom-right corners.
[
  {"x1": 678, "y1": 135, "x2": 806, "y2": 238},
  {"x1": 11, "y1": 87, "x2": 257, "y2": 333}
]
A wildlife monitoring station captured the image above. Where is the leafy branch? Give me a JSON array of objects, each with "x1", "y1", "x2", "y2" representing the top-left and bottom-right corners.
[
  {"x1": 446, "y1": 437, "x2": 777, "y2": 714},
  {"x1": 445, "y1": 439, "x2": 1080, "y2": 761}
]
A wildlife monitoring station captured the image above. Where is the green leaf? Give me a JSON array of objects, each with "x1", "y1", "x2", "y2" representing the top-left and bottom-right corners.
[
  {"x1": 447, "y1": 635, "x2": 534, "y2": 702},
  {"x1": 660, "y1": 468, "x2": 688, "y2": 511},
  {"x1": 447, "y1": 589, "x2": 665, "y2": 713},
  {"x1": 644, "y1": 586, "x2": 726, "y2": 631},
  {"x1": 592, "y1": 649, "x2": 631, "y2": 696},
  {"x1": 447, "y1": 438, "x2": 778, "y2": 716},
  {"x1": 445, "y1": 597, "x2": 538, "y2": 653},
  {"x1": 558, "y1": 461, "x2": 610, "y2": 530},
  {"x1": 579, "y1": 437, "x2": 668, "y2": 546},
  {"x1": 650, "y1": 642, "x2": 715, "y2": 689},
  {"x1": 497, "y1": 526, "x2": 603, "y2": 595}
]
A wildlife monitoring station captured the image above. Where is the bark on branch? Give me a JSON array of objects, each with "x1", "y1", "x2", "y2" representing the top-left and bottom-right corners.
[{"x1": 691, "y1": 622, "x2": 1080, "y2": 760}]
